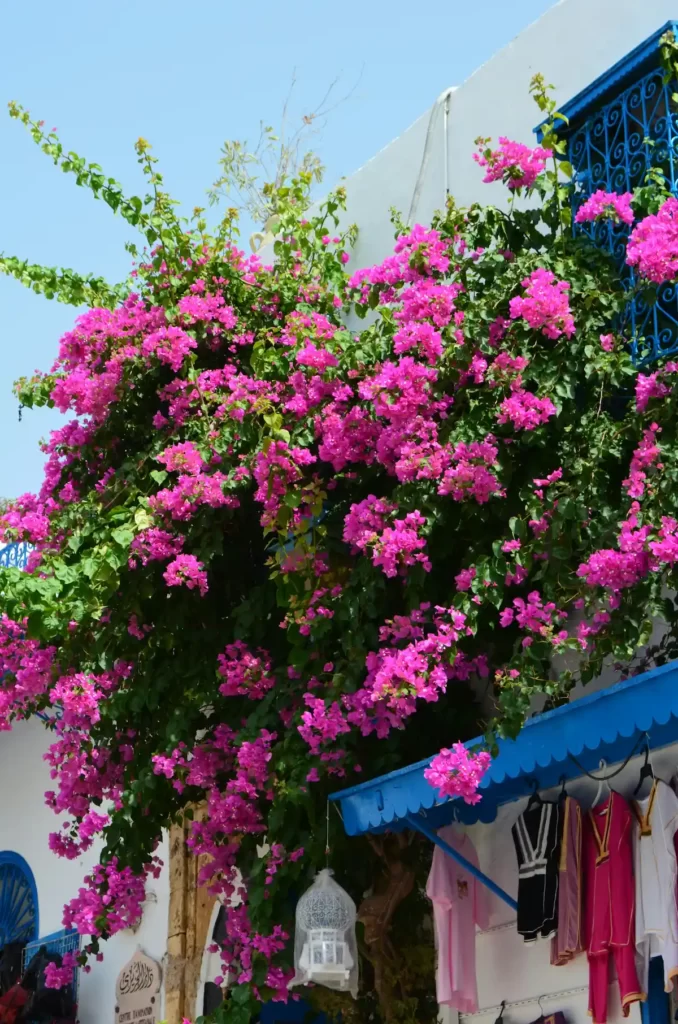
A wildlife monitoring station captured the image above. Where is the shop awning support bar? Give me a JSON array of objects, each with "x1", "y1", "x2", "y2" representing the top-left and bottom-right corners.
[{"x1": 404, "y1": 813, "x2": 518, "y2": 911}]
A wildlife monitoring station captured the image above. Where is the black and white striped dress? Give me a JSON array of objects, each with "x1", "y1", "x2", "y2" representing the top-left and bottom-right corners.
[{"x1": 511, "y1": 800, "x2": 562, "y2": 942}]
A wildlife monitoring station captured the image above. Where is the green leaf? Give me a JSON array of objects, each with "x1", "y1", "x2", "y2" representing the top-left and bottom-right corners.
[
  {"x1": 134, "y1": 508, "x2": 152, "y2": 530},
  {"x1": 111, "y1": 527, "x2": 134, "y2": 548}
]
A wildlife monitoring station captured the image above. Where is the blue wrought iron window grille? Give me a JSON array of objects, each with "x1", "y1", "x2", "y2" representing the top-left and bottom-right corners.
[
  {"x1": 540, "y1": 22, "x2": 678, "y2": 365},
  {"x1": 0, "y1": 542, "x2": 32, "y2": 571},
  {"x1": 0, "y1": 543, "x2": 63, "y2": 724}
]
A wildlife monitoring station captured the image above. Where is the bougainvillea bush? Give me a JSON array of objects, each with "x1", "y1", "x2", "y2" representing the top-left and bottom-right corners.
[{"x1": 4, "y1": 65, "x2": 678, "y2": 1022}]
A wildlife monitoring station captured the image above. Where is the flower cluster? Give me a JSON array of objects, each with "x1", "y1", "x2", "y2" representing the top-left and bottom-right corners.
[
  {"x1": 343, "y1": 497, "x2": 431, "y2": 577},
  {"x1": 509, "y1": 268, "x2": 575, "y2": 340},
  {"x1": 438, "y1": 438, "x2": 504, "y2": 503},
  {"x1": 500, "y1": 590, "x2": 568, "y2": 645},
  {"x1": 497, "y1": 390, "x2": 556, "y2": 431},
  {"x1": 163, "y1": 554, "x2": 208, "y2": 596},
  {"x1": 575, "y1": 190, "x2": 634, "y2": 226},
  {"x1": 63, "y1": 856, "x2": 162, "y2": 937},
  {"x1": 424, "y1": 743, "x2": 492, "y2": 803},
  {"x1": 217, "y1": 642, "x2": 276, "y2": 699},
  {"x1": 474, "y1": 137, "x2": 552, "y2": 189},
  {"x1": 626, "y1": 197, "x2": 678, "y2": 284}
]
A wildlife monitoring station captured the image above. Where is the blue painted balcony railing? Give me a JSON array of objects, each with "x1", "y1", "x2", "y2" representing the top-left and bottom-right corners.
[
  {"x1": 23, "y1": 927, "x2": 80, "y2": 1004},
  {"x1": 0, "y1": 542, "x2": 32, "y2": 570},
  {"x1": 568, "y1": 62, "x2": 678, "y2": 365},
  {"x1": 538, "y1": 22, "x2": 678, "y2": 365},
  {"x1": 0, "y1": 541, "x2": 59, "y2": 722}
]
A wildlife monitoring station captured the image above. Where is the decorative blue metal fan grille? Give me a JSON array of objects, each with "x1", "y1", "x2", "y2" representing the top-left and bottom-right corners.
[
  {"x1": 0, "y1": 860, "x2": 37, "y2": 945},
  {"x1": 568, "y1": 64, "x2": 678, "y2": 364}
]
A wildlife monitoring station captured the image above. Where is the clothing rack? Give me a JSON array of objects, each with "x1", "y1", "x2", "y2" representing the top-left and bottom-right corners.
[
  {"x1": 459, "y1": 985, "x2": 589, "y2": 1018},
  {"x1": 477, "y1": 919, "x2": 517, "y2": 935}
]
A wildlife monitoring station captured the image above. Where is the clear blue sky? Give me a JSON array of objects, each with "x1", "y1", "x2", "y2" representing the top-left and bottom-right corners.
[{"x1": 0, "y1": 0, "x2": 556, "y2": 499}]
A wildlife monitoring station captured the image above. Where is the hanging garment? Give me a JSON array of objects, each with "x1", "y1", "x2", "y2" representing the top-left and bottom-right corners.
[
  {"x1": 551, "y1": 796, "x2": 583, "y2": 966},
  {"x1": 582, "y1": 791, "x2": 644, "y2": 1024},
  {"x1": 0, "y1": 983, "x2": 28, "y2": 1024},
  {"x1": 511, "y1": 799, "x2": 561, "y2": 941},
  {"x1": 0, "y1": 945, "x2": 24, "y2": 997},
  {"x1": 22, "y1": 947, "x2": 76, "y2": 1022},
  {"x1": 426, "y1": 827, "x2": 489, "y2": 1013},
  {"x1": 633, "y1": 778, "x2": 678, "y2": 993},
  {"x1": 527, "y1": 1013, "x2": 567, "y2": 1024}
]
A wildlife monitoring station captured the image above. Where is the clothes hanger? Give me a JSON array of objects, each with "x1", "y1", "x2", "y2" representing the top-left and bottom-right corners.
[
  {"x1": 633, "y1": 741, "x2": 654, "y2": 797},
  {"x1": 633, "y1": 737, "x2": 668, "y2": 795},
  {"x1": 493, "y1": 1000, "x2": 506, "y2": 1024},
  {"x1": 536, "y1": 995, "x2": 547, "y2": 1023},
  {"x1": 591, "y1": 759, "x2": 611, "y2": 808},
  {"x1": 525, "y1": 778, "x2": 543, "y2": 812},
  {"x1": 558, "y1": 775, "x2": 567, "y2": 800}
]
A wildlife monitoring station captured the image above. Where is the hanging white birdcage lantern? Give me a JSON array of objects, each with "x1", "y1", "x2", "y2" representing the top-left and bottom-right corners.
[{"x1": 290, "y1": 868, "x2": 358, "y2": 997}]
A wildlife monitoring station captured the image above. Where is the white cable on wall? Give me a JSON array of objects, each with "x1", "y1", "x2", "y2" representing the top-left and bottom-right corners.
[{"x1": 407, "y1": 86, "x2": 456, "y2": 225}]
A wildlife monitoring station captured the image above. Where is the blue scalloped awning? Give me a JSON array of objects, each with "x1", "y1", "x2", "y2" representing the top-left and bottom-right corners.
[{"x1": 329, "y1": 660, "x2": 678, "y2": 836}]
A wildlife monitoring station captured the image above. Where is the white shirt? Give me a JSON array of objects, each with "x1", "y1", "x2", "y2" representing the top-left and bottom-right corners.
[{"x1": 633, "y1": 779, "x2": 678, "y2": 991}]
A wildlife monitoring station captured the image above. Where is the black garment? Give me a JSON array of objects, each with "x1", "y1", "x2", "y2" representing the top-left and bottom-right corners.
[
  {"x1": 528, "y1": 1014, "x2": 567, "y2": 1024},
  {"x1": 0, "y1": 945, "x2": 24, "y2": 996},
  {"x1": 201, "y1": 905, "x2": 227, "y2": 1016},
  {"x1": 532, "y1": 1011, "x2": 569, "y2": 1024},
  {"x1": 511, "y1": 799, "x2": 562, "y2": 942},
  {"x1": 21, "y1": 947, "x2": 75, "y2": 1022}
]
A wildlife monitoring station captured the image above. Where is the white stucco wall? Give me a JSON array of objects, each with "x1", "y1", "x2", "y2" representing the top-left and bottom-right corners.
[
  {"x1": 457, "y1": 740, "x2": 678, "y2": 1024},
  {"x1": 0, "y1": 718, "x2": 170, "y2": 1022},
  {"x1": 281, "y1": 0, "x2": 678, "y2": 275}
]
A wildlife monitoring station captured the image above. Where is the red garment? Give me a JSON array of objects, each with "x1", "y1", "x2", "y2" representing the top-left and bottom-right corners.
[
  {"x1": 582, "y1": 791, "x2": 644, "y2": 1024},
  {"x1": 0, "y1": 982, "x2": 29, "y2": 1023}
]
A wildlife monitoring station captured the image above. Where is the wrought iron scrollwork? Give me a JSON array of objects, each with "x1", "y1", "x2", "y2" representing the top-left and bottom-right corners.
[
  {"x1": 569, "y1": 66, "x2": 678, "y2": 364},
  {"x1": 0, "y1": 542, "x2": 32, "y2": 570}
]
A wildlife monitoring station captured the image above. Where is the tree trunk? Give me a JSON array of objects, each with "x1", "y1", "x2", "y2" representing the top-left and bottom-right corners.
[{"x1": 357, "y1": 832, "x2": 416, "y2": 1022}]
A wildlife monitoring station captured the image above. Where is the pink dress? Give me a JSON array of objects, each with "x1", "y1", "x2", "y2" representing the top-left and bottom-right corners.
[
  {"x1": 582, "y1": 792, "x2": 643, "y2": 1024},
  {"x1": 426, "y1": 827, "x2": 489, "y2": 1013},
  {"x1": 551, "y1": 796, "x2": 583, "y2": 966}
]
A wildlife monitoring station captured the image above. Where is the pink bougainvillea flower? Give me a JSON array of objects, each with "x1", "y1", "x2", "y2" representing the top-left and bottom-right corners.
[
  {"x1": 497, "y1": 390, "x2": 557, "y2": 431},
  {"x1": 575, "y1": 190, "x2": 634, "y2": 226},
  {"x1": 295, "y1": 343, "x2": 338, "y2": 370},
  {"x1": 626, "y1": 197, "x2": 678, "y2": 284},
  {"x1": 424, "y1": 743, "x2": 492, "y2": 804},
  {"x1": 218, "y1": 642, "x2": 276, "y2": 700},
  {"x1": 509, "y1": 268, "x2": 575, "y2": 339},
  {"x1": 163, "y1": 554, "x2": 208, "y2": 596},
  {"x1": 635, "y1": 371, "x2": 670, "y2": 412},
  {"x1": 473, "y1": 137, "x2": 552, "y2": 190}
]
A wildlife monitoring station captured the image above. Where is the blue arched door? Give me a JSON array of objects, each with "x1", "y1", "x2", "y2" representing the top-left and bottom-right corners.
[{"x1": 0, "y1": 852, "x2": 38, "y2": 945}]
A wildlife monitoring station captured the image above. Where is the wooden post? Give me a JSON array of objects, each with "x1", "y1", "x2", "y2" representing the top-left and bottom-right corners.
[{"x1": 164, "y1": 807, "x2": 216, "y2": 1023}]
